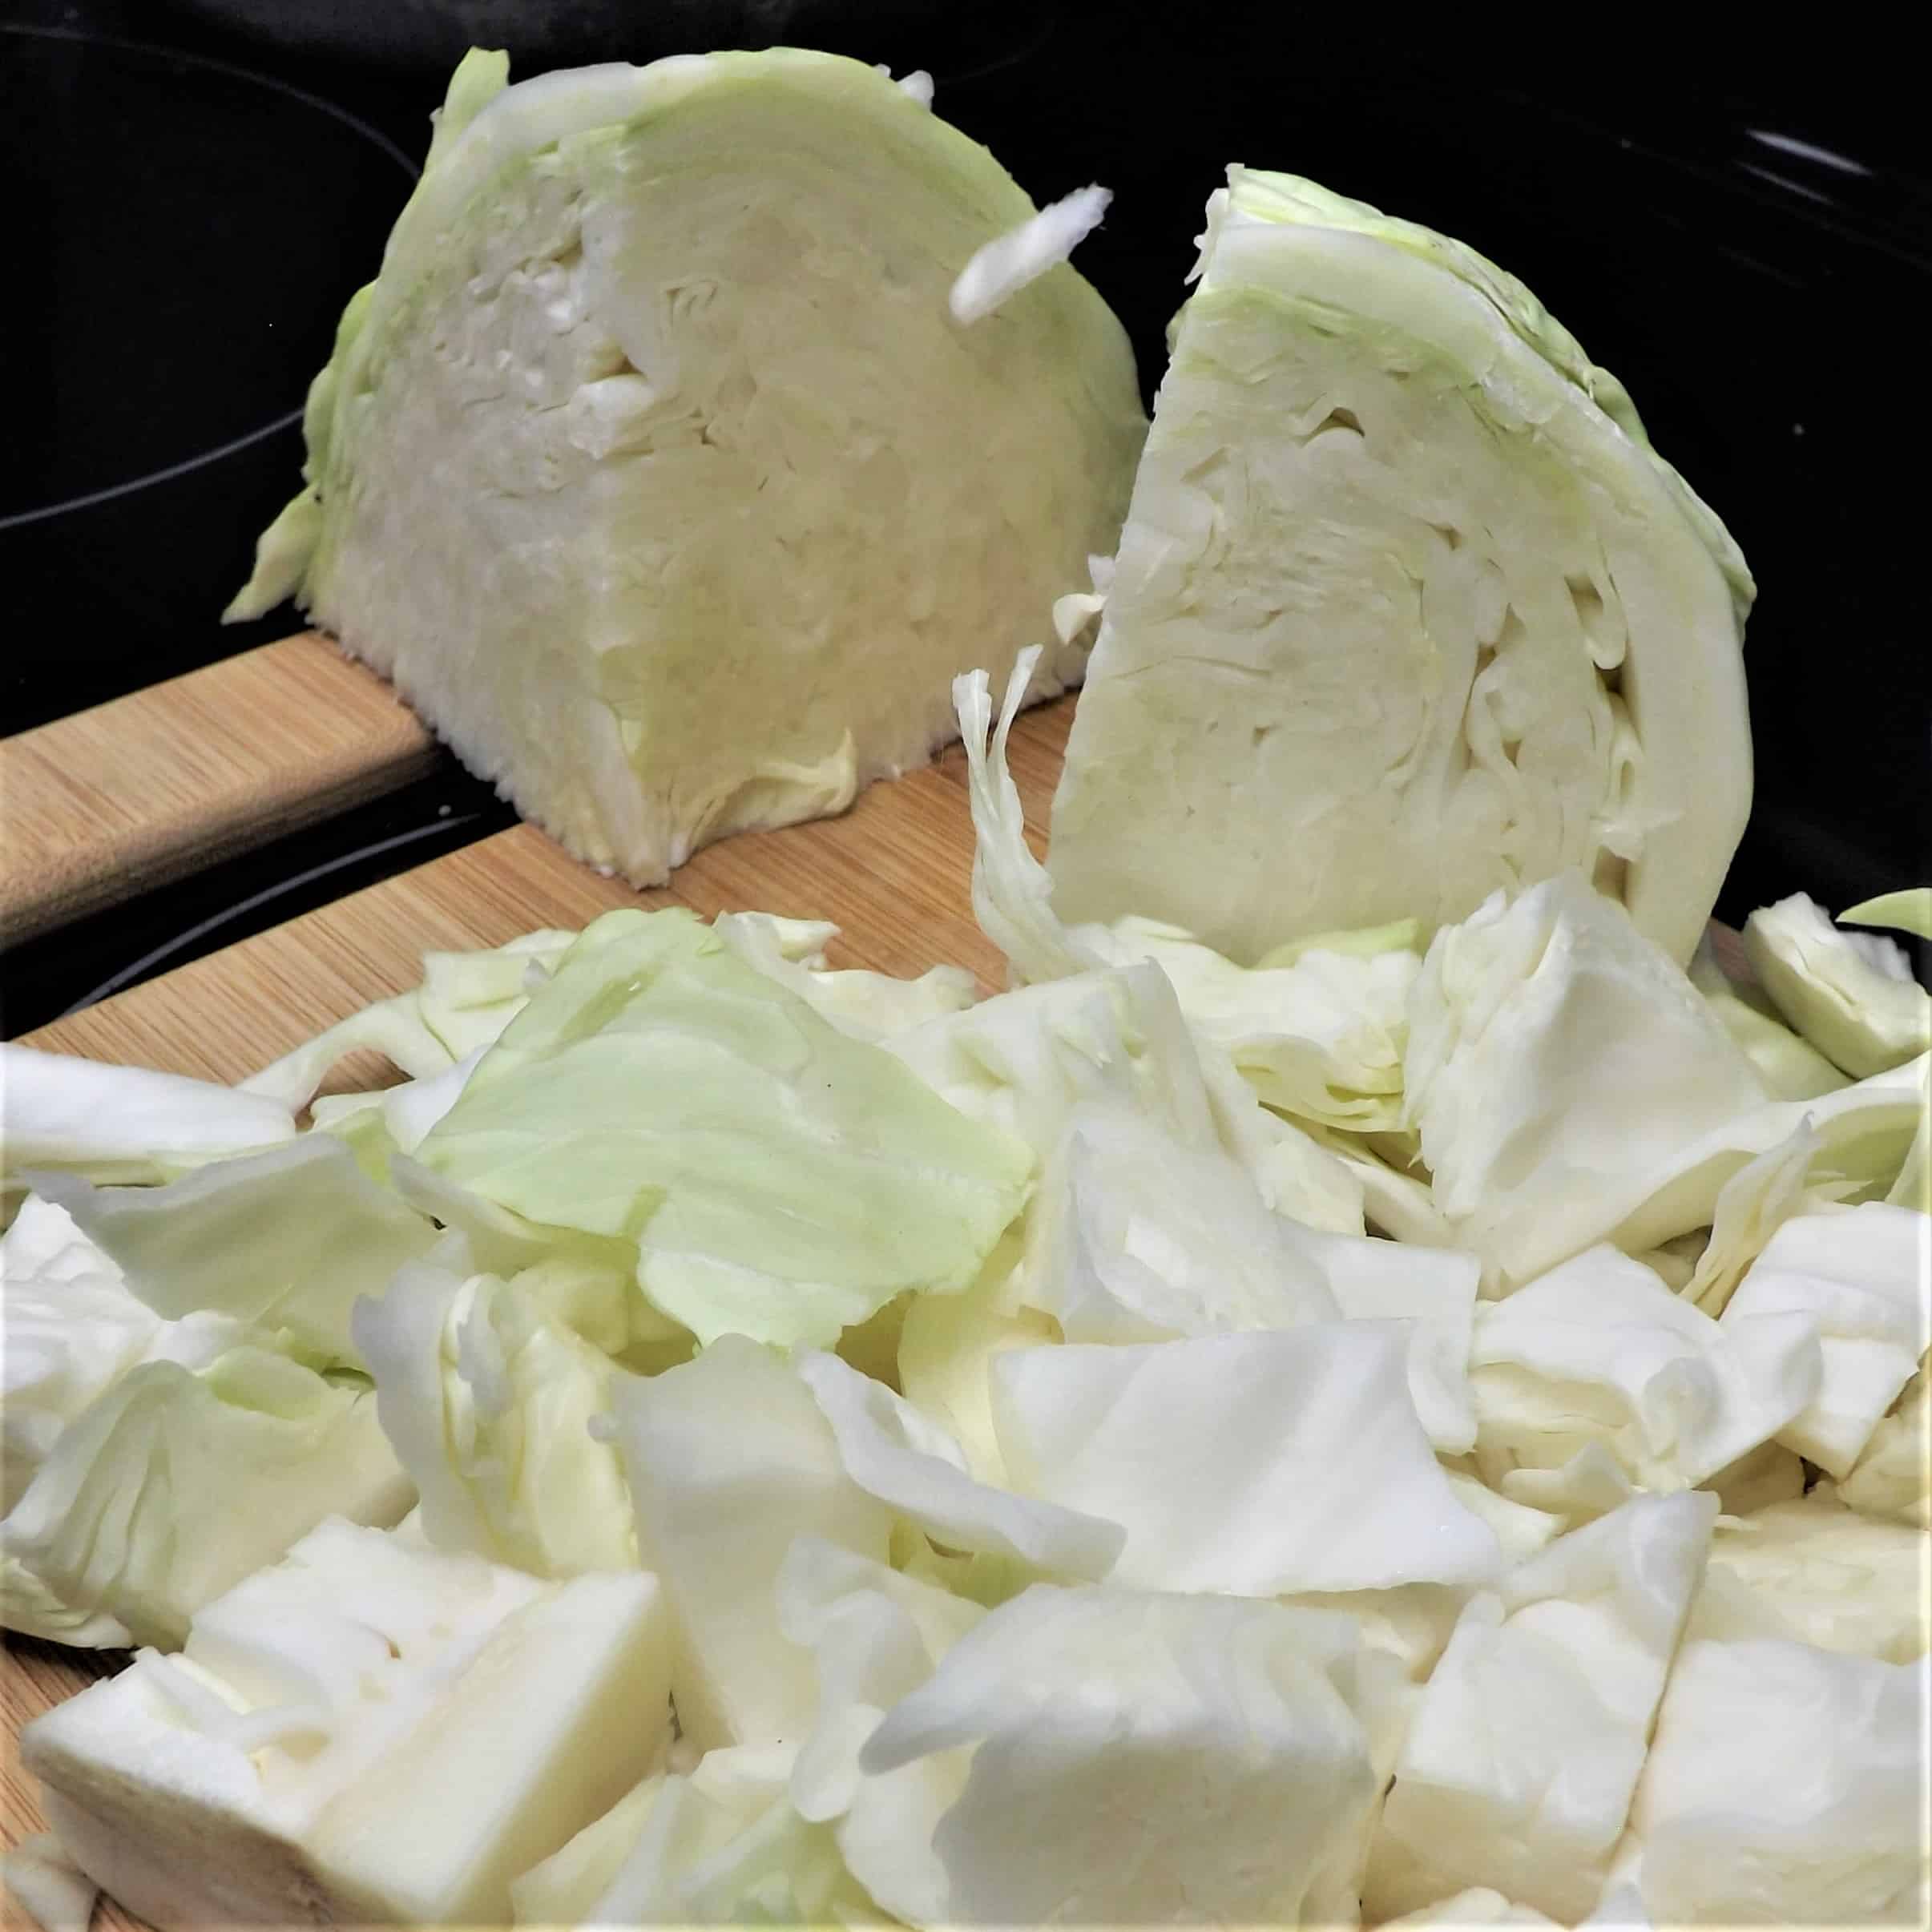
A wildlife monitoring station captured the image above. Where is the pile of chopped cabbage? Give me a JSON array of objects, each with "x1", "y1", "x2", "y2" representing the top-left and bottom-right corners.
[
  {"x1": 5, "y1": 89, "x2": 1929, "y2": 1932},
  {"x1": 2, "y1": 720, "x2": 1924, "y2": 1926}
]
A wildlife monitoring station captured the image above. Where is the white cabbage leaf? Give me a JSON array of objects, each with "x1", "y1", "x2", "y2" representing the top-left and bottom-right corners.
[
  {"x1": 513, "y1": 1742, "x2": 860, "y2": 1928},
  {"x1": 1406, "y1": 872, "x2": 1769, "y2": 1289},
  {"x1": 776, "y1": 1536, "x2": 985, "y2": 1926},
  {"x1": 418, "y1": 907, "x2": 1034, "y2": 1351},
  {"x1": 796, "y1": 1347, "x2": 1124, "y2": 1582},
  {"x1": 353, "y1": 1256, "x2": 637, "y2": 1578},
  {"x1": 1680, "y1": 1118, "x2": 1843, "y2": 1316},
  {"x1": 228, "y1": 49, "x2": 1143, "y2": 887},
  {"x1": 990, "y1": 1326, "x2": 1500, "y2": 1593},
  {"x1": 1841, "y1": 887, "x2": 1932, "y2": 941},
  {"x1": 0, "y1": 1197, "x2": 236, "y2": 1516},
  {"x1": 0, "y1": 1043, "x2": 295, "y2": 1187},
  {"x1": 1046, "y1": 167, "x2": 1753, "y2": 967},
  {"x1": 1022, "y1": 1098, "x2": 1339, "y2": 1341},
  {"x1": 1688, "y1": 935, "x2": 1849, "y2": 1102},
  {"x1": 1, "y1": 1350, "x2": 410, "y2": 1649},
  {"x1": 893, "y1": 1230, "x2": 1051, "y2": 1490},
  {"x1": 1744, "y1": 892, "x2": 1931, "y2": 1079},
  {"x1": 1468, "y1": 1244, "x2": 1820, "y2": 1507},
  {"x1": 238, "y1": 930, "x2": 574, "y2": 1111},
  {"x1": 860, "y1": 1583, "x2": 1406, "y2": 1926},
  {"x1": 1626, "y1": 1635, "x2": 1926, "y2": 1924},
  {"x1": 1721, "y1": 1201, "x2": 1931, "y2": 1477},
  {"x1": 1687, "y1": 1486, "x2": 1928, "y2": 1663},
  {"x1": 33, "y1": 1136, "x2": 439, "y2": 1369},
  {"x1": 1838, "y1": 1367, "x2": 1929, "y2": 1527},
  {"x1": 1364, "y1": 1491, "x2": 1716, "y2": 1922},
  {"x1": 606, "y1": 1335, "x2": 891, "y2": 1753},
  {"x1": 710, "y1": 910, "x2": 976, "y2": 1040}
]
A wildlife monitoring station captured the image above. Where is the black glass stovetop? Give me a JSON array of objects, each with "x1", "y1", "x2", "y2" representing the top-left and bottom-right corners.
[{"x1": 3, "y1": 4, "x2": 1927, "y2": 1033}]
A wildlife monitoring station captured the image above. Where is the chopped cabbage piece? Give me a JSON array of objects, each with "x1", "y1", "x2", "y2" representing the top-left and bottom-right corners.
[
  {"x1": 21, "y1": 1521, "x2": 670, "y2": 1929},
  {"x1": 1406, "y1": 872, "x2": 1769, "y2": 1288},
  {"x1": 1688, "y1": 1486, "x2": 1929, "y2": 1662},
  {"x1": 607, "y1": 1335, "x2": 890, "y2": 1753},
  {"x1": 990, "y1": 1326, "x2": 1500, "y2": 1593},
  {"x1": 797, "y1": 1347, "x2": 1124, "y2": 1581},
  {"x1": 860, "y1": 1583, "x2": 1406, "y2": 1925},
  {"x1": 1627, "y1": 1636, "x2": 1926, "y2": 1923},
  {"x1": 1468, "y1": 1244, "x2": 1819, "y2": 1504},
  {"x1": 1723, "y1": 1201, "x2": 1931, "y2": 1477},
  {"x1": 1744, "y1": 892, "x2": 1931, "y2": 1078},
  {"x1": 0, "y1": 1043, "x2": 295, "y2": 1187},
  {"x1": 1365, "y1": 1492, "x2": 1716, "y2": 1922},
  {"x1": 2, "y1": 1346, "x2": 409, "y2": 1650},
  {"x1": 34, "y1": 1136, "x2": 439, "y2": 1369},
  {"x1": 353, "y1": 1256, "x2": 637, "y2": 1577},
  {"x1": 418, "y1": 908, "x2": 1034, "y2": 1350}
]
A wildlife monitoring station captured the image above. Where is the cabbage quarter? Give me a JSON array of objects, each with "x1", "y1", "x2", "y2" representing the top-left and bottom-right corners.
[
  {"x1": 1049, "y1": 168, "x2": 1754, "y2": 966},
  {"x1": 231, "y1": 50, "x2": 1145, "y2": 884}
]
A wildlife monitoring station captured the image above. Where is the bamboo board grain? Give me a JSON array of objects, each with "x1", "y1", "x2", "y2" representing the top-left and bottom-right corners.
[
  {"x1": 0, "y1": 633, "x2": 438, "y2": 947},
  {"x1": 0, "y1": 697, "x2": 1071, "y2": 1929}
]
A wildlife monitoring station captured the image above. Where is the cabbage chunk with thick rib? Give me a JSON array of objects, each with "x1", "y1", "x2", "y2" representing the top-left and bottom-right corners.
[
  {"x1": 228, "y1": 48, "x2": 1144, "y2": 884},
  {"x1": 1047, "y1": 167, "x2": 1753, "y2": 966}
]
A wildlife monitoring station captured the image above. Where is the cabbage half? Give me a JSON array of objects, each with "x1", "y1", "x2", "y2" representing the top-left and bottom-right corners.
[
  {"x1": 230, "y1": 49, "x2": 1145, "y2": 882},
  {"x1": 1047, "y1": 167, "x2": 1753, "y2": 966}
]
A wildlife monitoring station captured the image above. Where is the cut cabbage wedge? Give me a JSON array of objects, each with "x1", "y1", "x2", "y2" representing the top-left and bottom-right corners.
[
  {"x1": 19, "y1": 1521, "x2": 672, "y2": 1930},
  {"x1": 228, "y1": 48, "x2": 1144, "y2": 884},
  {"x1": 1048, "y1": 167, "x2": 1753, "y2": 965}
]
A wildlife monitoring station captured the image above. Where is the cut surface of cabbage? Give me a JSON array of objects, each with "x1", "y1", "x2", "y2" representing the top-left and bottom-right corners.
[
  {"x1": 1047, "y1": 167, "x2": 1753, "y2": 965},
  {"x1": 229, "y1": 48, "x2": 1145, "y2": 884}
]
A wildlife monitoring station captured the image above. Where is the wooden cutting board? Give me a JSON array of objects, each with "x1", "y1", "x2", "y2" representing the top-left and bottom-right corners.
[
  {"x1": 0, "y1": 635, "x2": 439, "y2": 947},
  {"x1": 0, "y1": 697, "x2": 1072, "y2": 1930}
]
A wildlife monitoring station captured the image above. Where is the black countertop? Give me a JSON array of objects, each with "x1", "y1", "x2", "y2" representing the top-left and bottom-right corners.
[{"x1": 3, "y1": 2, "x2": 1926, "y2": 1032}]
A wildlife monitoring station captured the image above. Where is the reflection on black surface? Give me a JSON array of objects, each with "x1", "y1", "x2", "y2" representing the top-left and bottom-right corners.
[
  {"x1": 0, "y1": 22, "x2": 417, "y2": 730},
  {"x1": 0, "y1": 762, "x2": 518, "y2": 1039}
]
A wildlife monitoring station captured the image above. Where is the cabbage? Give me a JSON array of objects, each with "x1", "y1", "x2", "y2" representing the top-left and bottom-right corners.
[
  {"x1": 777, "y1": 1536, "x2": 985, "y2": 1925},
  {"x1": 1841, "y1": 887, "x2": 1932, "y2": 941},
  {"x1": 1626, "y1": 1636, "x2": 1925, "y2": 1922},
  {"x1": 238, "y1": 931, "x2": 575, "y2": 1114},
  {"x1": 797, "y1": 1348, "x2": 1123, "y2": 1583},
  {"x1": 1688, "y1": 935, "x2": 1849, "y2": 1102},
  {"x1": 1047, "y1": 167, "x2": 1753, "y2": 966},
  {"x1": 958, "y1": 652, "x2": 1421, "y2": 1136},
  {"x1": 1838, "y1": 1368, "x2": 1929, "y2": 1527},
  {"x1": 1406, "y1": 871, "x2": 1769, "y2": 1287},
  {"x1": 1364, "y1": 1491, "x2": 1716, "y2": 1922},
  {"x1": 352, "y1": 1256, "x2": 637, "y2": 1577},
  {"x1": 0, "y1": 1043, "x2": 295, "y2": 1188},
  {"x1": 1467, "y1": 1244, "x2": 1819, "y2": 1509},
  {"x1": 417, "y1": 907, "x2": 1034, "y2": 1350},
  {"x1": 19, "y1": 1520, "x2": 671, "y2": 1930},
  {"x1": 34, "y1": 1136, "x2": 439, "y2": 1369},
  {"x1": 709, "y1": 910, "x2": 976, "y2": 1039},
  {"x1": 606, "y1": 1335, "x2": 891, "y2": 1753},
  {"x1": 1688, "y1": 1486, "x2": 1928, "y2": 1663},
  {"x1": 1022, "y1": 1099, "x2": 1340, "y2": 1341},
  {"x1": 228, "y1": 49, "x2": 1144, "y2": 885},
  {"x1": 1744, "y1": 892, "x2": 1932, "y2": 1078},
  {"x1": 990, "y1": 1326, "x2": 1500, "y2": 1593},
  {"x1": 512, "y1": 1743, "x2": 861, "y2": 1926},
  {"x1": 859, "y1": 1583, "x2": 1406, "y2": 1925},
  {"x1": 1, "y1": 1351, "x2": 410, "y2": 1649},
  {"x1": 1721, "y1": 1202, "x2": 1930, "y2": 1477}
]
